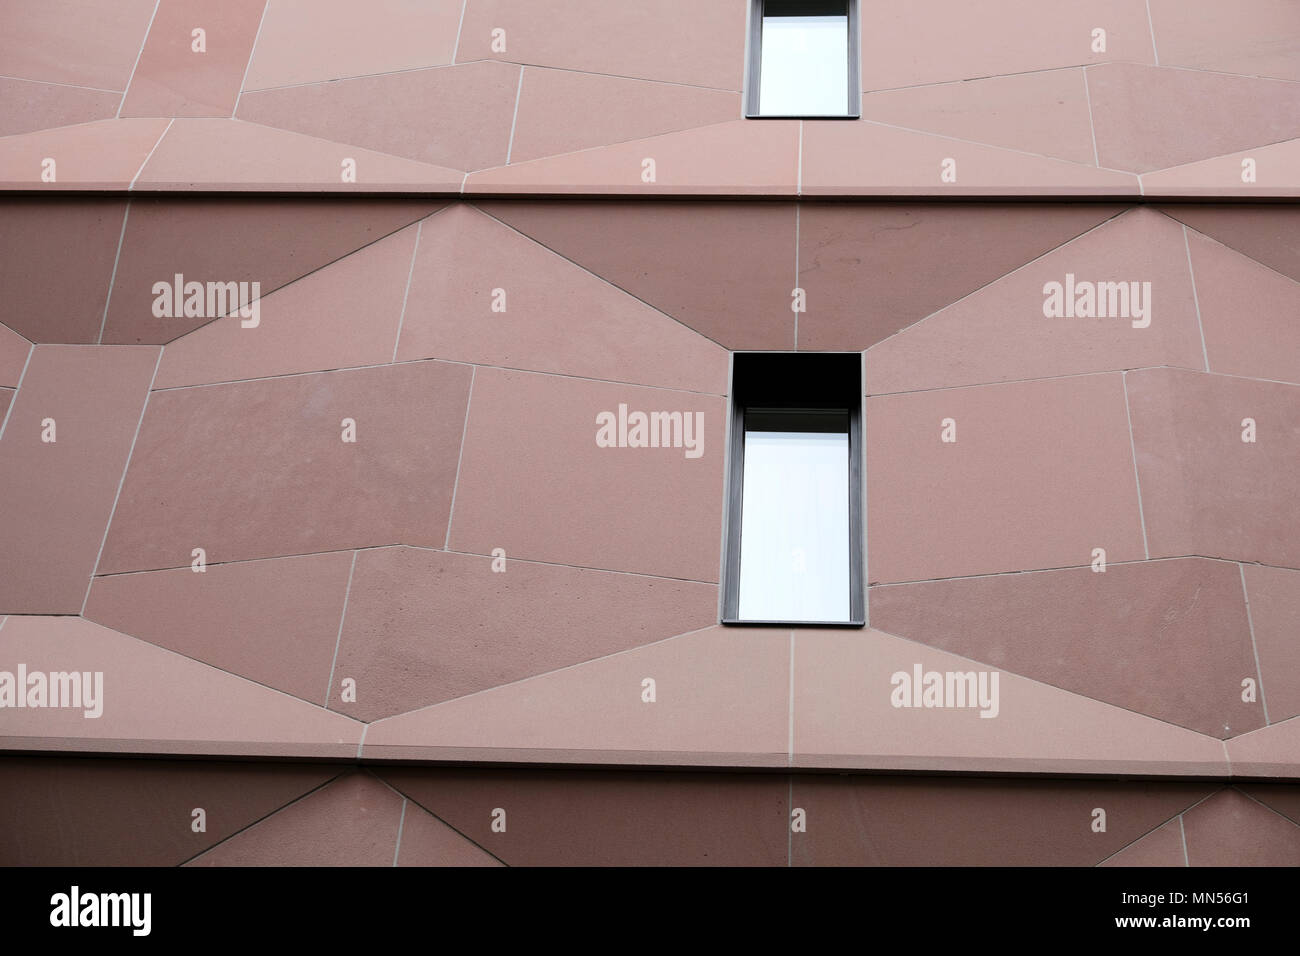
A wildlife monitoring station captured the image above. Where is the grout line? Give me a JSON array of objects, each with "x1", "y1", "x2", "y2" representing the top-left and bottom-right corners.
[
  {"x1": 1234, "y1": 786, "x2": 1300, "y2": 829},
  {"x1": 867, "y1": 365, "x2": 1169, "y2": 399},
  {"x1": 505, "y1": 65, "x2": 524, "y2": 164},
  {"x1": 1238, "y1": 563, "x2": 1270, "y2": 725},
  {"x1": 391, "y1": 220, "x2": 423, "y2": 363},
  {"x1": 1182, "y1": 225, "x2": 1210, "y2": 372},
  {"x1": 793, "y1": 203, "x2": 800, "y2": 348},
  {"x1": 150, "y1": 348, "x2": 725, "y2": 398},
  {"x1": 444, "y1": 366, "x2": 475, "y2": 550},
  {"x1": 117, "y1": 0, "x2": 160, "y2": 116},
  {"x1": 0, "y1": 73, "x2": 123, "y2": 95},
  {"x1": 1145, "y1": 0, "x2": 1160, "y2": 66},
  {"x1": 80, "y1": 347, "x2": 164, "y2": 615},
  {"x1": 787, "y1": 630, "x2": 795, "y2": 766},
  {"x1": 796, "y1": 119, "x2": 803, "y2": 196},
  {"x1": 128, "y1": 117, "x2": 172, "y2": 190},
  {"x1": 324, "y1": 550, "x2": 359, "y2": 708},
  {"x1": 96, "y1": 202, "x2": 132, "y2": 344},
  {"x1": 0, "y1": 345, "x2": 34, "y2": 443},
  {"x1": 1121, "y1": 371, "x2": 1150, "y2": 559},
  {"x1": 452, "y1": 0, "x2": 469, "y2": 64},
  {"x1": 239, "y1": 61, "x2": 740, "y2": 97},
  {"x1": 786, "y1": 776, "x2": 793, "y2": 868},
  {"x1": 860, "y1": 60, "x2": 1300, "y2": 95},
  {"x1": 392, "y1": 798, "x2": 408, "y2": 866},
  {"x1": 90, "y1": 544, "x2": 723, "y2": 586},
  {"x1": 1082, "y1": 67, "x2": 1100, "y2": 167},
  {"x1": 232, "y1": 0, "x2": 271, "y2": 117},
  {"x1": 853, "y1": 115, "x2": 1141, "y2": 175}
]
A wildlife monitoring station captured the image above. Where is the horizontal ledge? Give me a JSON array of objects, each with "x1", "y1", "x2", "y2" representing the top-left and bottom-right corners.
[
  {"x1": 0, "y1": 188, "x2": 1296, "y2": 204},
  {"x1": 4, "y1": 739, "x2": 1286, "y2": 782}
]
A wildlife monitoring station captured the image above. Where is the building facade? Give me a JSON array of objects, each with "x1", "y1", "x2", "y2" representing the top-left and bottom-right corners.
[{"x1": 1, "y1": 0, "x2": 1299, "y2": 866}]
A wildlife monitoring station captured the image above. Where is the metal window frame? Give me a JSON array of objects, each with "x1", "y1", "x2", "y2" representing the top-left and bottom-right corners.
[
  {"x1": 721, "y1": 352, "x2": 865, "y2": 627},
  {"x1": 744, "y1": 0, "x2": 861, "y2": 120}
]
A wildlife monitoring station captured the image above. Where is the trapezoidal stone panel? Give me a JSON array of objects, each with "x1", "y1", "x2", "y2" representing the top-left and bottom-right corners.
[
  {"x1": 98, "y1": 360, "x2": 471, "y2": 572},
  {"x1": 0, "y1": 345, "x2": 158, "y2": 613},
  {"x1": 866, "y1": 372, "x2": 1146, "y2": 583},
  {"x1": 446, "y1": 366, "x2": 725, "y2": 582}
]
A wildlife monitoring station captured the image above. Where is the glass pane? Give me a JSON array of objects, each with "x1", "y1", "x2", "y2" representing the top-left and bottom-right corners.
[
  {"x1": 737, "y1": 411, "x2": 850, "y2": 621},
  {"x1": 758, "y1": 11, "x2": 849, "y2": 116}
]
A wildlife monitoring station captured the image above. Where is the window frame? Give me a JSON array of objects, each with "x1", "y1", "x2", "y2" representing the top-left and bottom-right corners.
[
  {"x1": 721, "y1": 352, "x2": 865, "y2": 627},
  {"x1": 744, "y1": 0, "x2": 862, "y2": 120}
]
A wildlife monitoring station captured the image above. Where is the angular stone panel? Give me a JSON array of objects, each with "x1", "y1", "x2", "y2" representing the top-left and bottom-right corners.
[
  {"x1": 1127, "y1": 367, "x2": 1300, "y2": 568},
  {"x1": 397, "y1": 204, "x2": 729, "y2": 393},
  {"x1": 363, "y1": 626, "x2": 788, "y2": 766},
  {"x1": 1182, "y1": 789, "x2": 1300, "y2": 866},
  {"x1": 154, "y1": 222, "x2": 419, "y2": 388},
  {"x1": 98, "y1": 360, "x2": 471, "y2": 571},
  {"x1": 329, "y1": 546, "x2": 719, "y2": 720},
  {"x1": 866, "y1": 372, "x2": 1145, "y2": 583},
  {"x1": 863, "y1": 207, "x2": 1202, "y2": 386},
  {"x1": 84, "y1": 551, "x2": 354, "y2": 705},
  {"x1": 119, "y1": 0, "x2": 267, "y2": 117},
  {"x1": 446, "y1": 366, "x2": 725, "y2": 581},
  {"x1": 186, "y1": 773, "x2": 402, "y2": 866},
  {"x1": 102, "y1": 197, "x2": 439, "y2": 344},
  {"x1": 799, "y1": 203, "x2": 1123, "y2": 352},
  {"x1": 236, "y1": 60, "x2": 519, "y2": 172},
  {"x1": 1187, "y1": 230, "x2": 1300, "y2": 385},
  {"x1": 381, "y1": 767, "x2": 788, "y2": 867},
  {"x1": 478, "y1": 200, "x2": 796, "y2": 349},
  {"x1": 0, "y1": 198, "x2": 128, "y2": 343},
  {"x1": 792, "y1": 775, "x2": 1211, "y2": 866},
  {"x1": 0, "y1": 756, "x2": 337, "y2": 866},
  {"x1": 793, "y1": 629, "x2": 1227, "y2": 776},
  {"x1": 0, "y1": 616, "x2": 363, "y2": 758},
  {"x1": 871, "y1": 558, "x2": 1261, "y2": 737},
  {"x1": 0, "y1": 345, "x2": 158, "y2": 612}
]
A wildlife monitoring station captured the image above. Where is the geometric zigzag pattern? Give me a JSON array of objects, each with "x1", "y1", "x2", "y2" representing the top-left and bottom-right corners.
[
  {"x1": 5, "y1": 758, "x2": 1300, "y2": 866},
  {"x1": 1, "y1": 202, "x2": 1297, "y2": 781},
  {"x1": 3, "y1": 0, "x2": 1299, "y2": 865},
  {"x1": 1, "y1": 0, "x2": 1298, "y2": 194}
]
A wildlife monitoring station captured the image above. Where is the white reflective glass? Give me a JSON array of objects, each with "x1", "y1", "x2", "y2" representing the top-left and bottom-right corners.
[
  {"x1": 758, "y1": 14, "x2": 849, "y2": 116},
  {"x1": 737, "y1": 424, "x2": 850, "y2": 621}
]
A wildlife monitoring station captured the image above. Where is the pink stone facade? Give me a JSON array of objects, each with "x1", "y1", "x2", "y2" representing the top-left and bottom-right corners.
[{"x1": 1, "y1": 0, "x2": 1298, "y2": 866}]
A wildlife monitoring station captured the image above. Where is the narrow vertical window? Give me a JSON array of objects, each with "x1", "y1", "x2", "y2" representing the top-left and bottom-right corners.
[
  {"x1": 722, "y1": 353, "x2": 864, "y2": 626},
  {"x1": 746, "y1": 0, "x2": 860, "y2": 118}
]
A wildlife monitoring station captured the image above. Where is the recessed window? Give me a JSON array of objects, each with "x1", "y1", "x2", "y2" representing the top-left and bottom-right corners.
[
  {"x1": 746, "y1": 0, "x2": 860, "y2": 118},
  {"x1": 722, "y1": 353, "x2": 864, "y2": 626}
]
